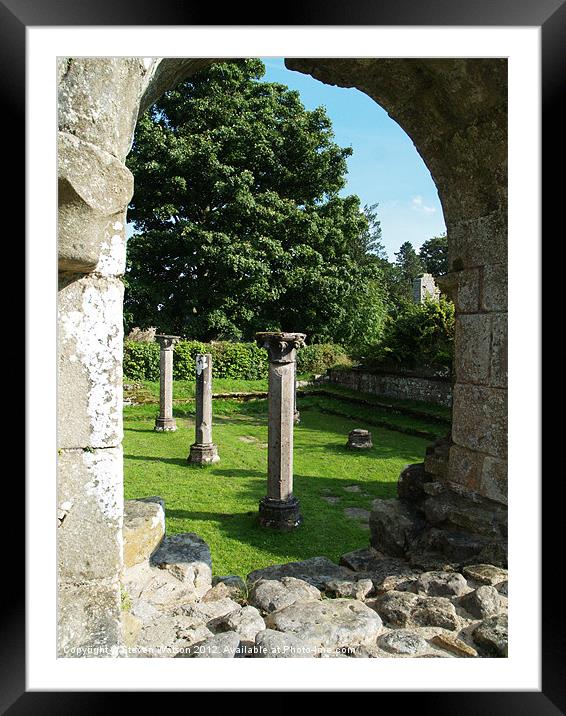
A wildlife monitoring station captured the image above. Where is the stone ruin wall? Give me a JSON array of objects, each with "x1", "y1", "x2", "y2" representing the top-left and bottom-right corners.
[
  {"x1": 328, "y1": 367, "x2": 452, "y2": 408},
  {"x1": 412, "y1": 273, "x2": 440, "y2": 303},
  {"x1": 57, "y1": 57, "x2": 507, "y2": 654}
]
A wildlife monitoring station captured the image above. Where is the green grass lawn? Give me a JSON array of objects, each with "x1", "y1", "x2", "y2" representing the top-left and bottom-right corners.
[{"x1": 124, "y1": 391, "x2": 430, "y2": 578}]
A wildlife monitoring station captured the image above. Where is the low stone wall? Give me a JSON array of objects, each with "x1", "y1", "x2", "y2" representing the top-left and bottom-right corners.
[{"x1": 328, "y1": 368, "x2": 452, "y2": 408}]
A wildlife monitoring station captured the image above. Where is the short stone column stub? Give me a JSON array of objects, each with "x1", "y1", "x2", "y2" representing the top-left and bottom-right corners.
[
  {"x1": 256, "y1": 332, "x2": 306, "y2": 530},
  {"x1": 188, "y1": 353, "x2": 220, "y2": 465},
  {"x1": 154, "y1": 334, "x2": 180, "y2": 432},
  {"x1": 347, "y1": 429, "x2": 373, "y2": 449}
]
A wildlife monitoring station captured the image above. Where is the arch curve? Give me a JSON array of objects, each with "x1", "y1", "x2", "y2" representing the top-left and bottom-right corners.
[{"x1": 57, "y1": 57, "x2": 507, "y2": 654}]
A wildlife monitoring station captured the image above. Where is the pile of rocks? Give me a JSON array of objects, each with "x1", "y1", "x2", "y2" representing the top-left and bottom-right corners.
[{"x1": 120, "y1": 498, "x2": 508, "y2": 658}]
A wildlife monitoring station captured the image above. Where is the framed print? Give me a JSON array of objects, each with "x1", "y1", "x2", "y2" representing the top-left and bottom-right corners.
[{"x1": 10, "y1": 0, "x2": 559, "y2": 709}]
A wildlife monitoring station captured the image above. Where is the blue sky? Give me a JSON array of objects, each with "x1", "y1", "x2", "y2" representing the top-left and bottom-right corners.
[{"x1": 261, "y1": 57, "x2": 446, "y2": 259}]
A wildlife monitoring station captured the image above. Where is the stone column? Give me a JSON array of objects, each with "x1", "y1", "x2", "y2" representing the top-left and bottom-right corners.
[
  {"x1": 256, "y1": 332, "x2": 306, "y2": 530},
  {"x1": 154, "y1": 335, "x2": 180, "y2": 431},
  {"x1": 188, "y1": 353, "x2": 220, "y2": 465}
]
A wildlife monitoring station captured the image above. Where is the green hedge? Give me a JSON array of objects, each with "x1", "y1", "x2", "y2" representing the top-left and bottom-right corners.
[
  {"x1": 296, "y1": 343, "x2": 352, "y2": 374},
  {"x1": 123, "y1": 341, "x2": 161, "y2": 382},
  {"x1": 124, "y1": 340, "x2": 351, "y2": 381}
]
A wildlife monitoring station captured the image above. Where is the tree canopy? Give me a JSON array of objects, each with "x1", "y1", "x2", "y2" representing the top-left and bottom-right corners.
[
  {"x1": 125, "y1": 59, "x2": 387, "y2": 348},
  {"x1": 419, "y1": 234, "x2": 448, "y2": 277}
]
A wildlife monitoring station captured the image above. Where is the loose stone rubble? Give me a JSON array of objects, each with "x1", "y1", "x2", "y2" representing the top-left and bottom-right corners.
[{"x1": 120, "y1": 497, "x2": 509, "y2": 658}]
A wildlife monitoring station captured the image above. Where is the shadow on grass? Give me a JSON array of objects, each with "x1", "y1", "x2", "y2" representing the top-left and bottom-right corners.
[
  {"x1": 161, "y1": 471, "x2": 396, "y2": 566},
  {"x1": 124, "y1": 454, "x2": 190, "y2": 467},
  {"x1": 307, "y1": 442, "x2": 413, "y2": 460}
]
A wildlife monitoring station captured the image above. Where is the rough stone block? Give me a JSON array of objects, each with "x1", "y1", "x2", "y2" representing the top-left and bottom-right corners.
[
  {"x1": 324, "y1": 578, "x2": 374, "y2": 601},
  {"x1": 421, "y1": 486, "x2": 507, "y2": 538},
  {"x1": 178, "y1": 598, "x2": 242, "y2": 630},
  {"x1": 361, "y1": 559, "x2": 420, "y2": 594},
  {"x1": 472, "y1": 614, "x2": 508, "y2": 656},
  {"x1": 451, "y1": 384, "x2": 507, "y2": 459},
  {"x1": 490, "y1": 313, "x2": 508, "y2": 388},
  {"x1": 369, "y1": 498, "x2": 425, "y2": 557},
  {"x1": 150, "y1": 533, "x2": 212, "y2": 598},
  {"x1": 265, "y1": 599, "x2": 383, "y2": 650},
  {"x1": 414, "y1": 570, "x2": 469, "y2": 597},
  {"x1": 454, "y1": 314, "x2": 492, "y2": 384},
  {"x1": 480, "y1": 456, "x2": 508, "y2": 505},
  {"x1": 254, "y1": 629, "x2": 316, "y2": 658},
  {"x1": 397, "y1": 463, "x2": 433, "y2": 504},
  {"x1": 58, "y1": 131, "x2": 132, "y2": 273},
  {"x1": 249, "y1": 577, "x2": 321, "y2": 614},
  {"x1": 448, "y1": 209, "x2": 507, "y2": 270},
  {"x1": 58, "y1": 58, "x2": 146, "y2": 160},
  {"x1": 247, "y1": 556, "x2": 353, "y2": 591},
  {"x1": 462, "y1": 564, "x2": 508, "y2": 586},
  {"x1": 216, "y1": 606, "x2": 266, "y2": 644},
  {"x1": 123, "y1": 497, "x2": 165, "y2": 568},
  {"x1": 370, "y1": 590, "x2": 418, "y2": 627},
  {"x1": 58, "y1": 274, "x2": 124, "y2": 449},
  {"x1": 448, "y1": 444, "x2": 483, "y2": 492},
  {"x1": 482, "y1": 262, "x2": 507, "y2": 311},
  {"x1": 460, "y1": 585, "x2": 502, "y2": 618},
  {"x1": 339, "y1": 547, "x2": 386, "y2": 572},
  {"x1": 455, "y1": 268, "x2": 480, "y2": 313},
  {"x1": 379, "y1": 630, "x2": 429, "y2": 655},
  {"x1": 58, "y1": 447, "x2": 123, "y2": 581},
  {"x1": 58, "y1": 579, "x2": 122, "y2": 657},
  {"x1": 410, "y1": 596, "x2": 459, "y2": 630}
]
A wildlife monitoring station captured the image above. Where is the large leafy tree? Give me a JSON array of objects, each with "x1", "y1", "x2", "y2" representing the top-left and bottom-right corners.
[
  {"x1": 125, "y1": 59, "x2": 386, "y2": 347},
  {"x1": 419, "y1": 233, "x2": 448, "y2": 276},
  {"x1": 395, "y1": 241, "x2": 424, "y2": 282}
]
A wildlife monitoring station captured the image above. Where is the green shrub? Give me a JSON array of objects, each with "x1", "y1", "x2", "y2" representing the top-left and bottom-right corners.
[
  {"x1": 296, "y1": 343, "x2": 352, "y2": 374},
  {"x1": 123, "y1": 341, "x2": 160, "y2": 381},
  {"x1": 363, "y1": 297, "x2": 454, "y2": 370},
  {"x1": 124, "y1": 340, "x2": 269, "y2": 381},
  {"x1": 211, "y1": 342, "x2": 269, "y2": 380},
  {"x1": 173, "y1": 341, "x2": 209, "y2": 380},
  {"x1": 124, "y1": 339, "x2": 352, "y2": 381}
]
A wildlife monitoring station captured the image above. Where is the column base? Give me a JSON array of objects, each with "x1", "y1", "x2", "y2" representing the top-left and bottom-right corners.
[
  {"x1": 188, "y1": 443, "x2": 220, "y2": 465},
  {"x1": 346, "y1": 428, "x2": 372, "y2": 449},
  {"x1": 154, "y1": 417, "x2": 177, "y2": 432},
  {"x1": 258, "y1": 496, "x2": 302, "y2": 531}
]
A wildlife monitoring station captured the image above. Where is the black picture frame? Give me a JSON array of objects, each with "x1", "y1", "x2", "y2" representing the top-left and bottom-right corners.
[{"x1": 12, "y1": 0, "x2": 558, "y2": 709}]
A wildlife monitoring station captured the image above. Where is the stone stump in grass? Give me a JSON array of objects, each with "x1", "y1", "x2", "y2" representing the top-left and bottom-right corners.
[
  {"x1": 154, "y1": 334, "x2": 180, "y2": 431},
  {"x1": 256, "y1": 332, "x2": 306, "y2": 530},
  {"x1": 188, "y1": 353, "x2": 220, "y2": 465},
  {"x1": 347, "y1": 429, "x2": 373, "y2": 449}
]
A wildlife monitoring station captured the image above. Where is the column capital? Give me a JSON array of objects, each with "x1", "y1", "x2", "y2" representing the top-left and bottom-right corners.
[
  {"x1": 155, "y1": 334, "x2": 181, "y2": 351},
  {"x1": 256, "y1": 332, "x2": 306, "y2": 364}
]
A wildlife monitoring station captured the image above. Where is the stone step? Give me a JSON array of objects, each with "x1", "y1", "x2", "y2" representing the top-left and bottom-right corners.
[
  {"x1": 150, "y1": 532, "x2": 212, "y2": 599},
  {"x1": 123, "y1": 497, "x2": 166, "y2": 568}
]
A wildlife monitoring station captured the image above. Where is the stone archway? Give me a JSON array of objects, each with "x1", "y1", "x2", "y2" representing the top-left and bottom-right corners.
[{"x1": 57, "y1": 57, "x2": 507, "y2": 654}]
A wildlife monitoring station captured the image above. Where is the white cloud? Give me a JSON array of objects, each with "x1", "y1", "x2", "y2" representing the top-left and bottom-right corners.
[{"x1": 411, "y1": 195, "x2": 436, "y2": 214}]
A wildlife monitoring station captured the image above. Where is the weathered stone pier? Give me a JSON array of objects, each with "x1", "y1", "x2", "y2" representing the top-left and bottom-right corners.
[
  {"x1": 154, "y1": 334, "x2": 180, "y2": 431},
  {"x1": 188, "y1": 353, "x2": 220, "y2": 465},
  {"x1": 256, "y1": 332, "x2": 306, "y2": 530}
]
